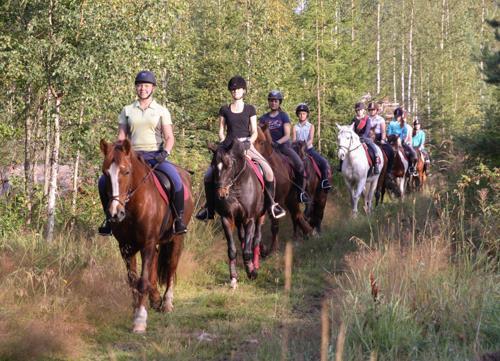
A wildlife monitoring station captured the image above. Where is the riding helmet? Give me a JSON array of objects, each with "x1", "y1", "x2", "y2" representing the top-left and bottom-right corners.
[
  {"x1": 413, "y1": 117, "x2": 420, "y2": 125},
  {"x1": 295, "y1": 103, "x2": 310, "y2": 116},
  {"x1": 135, "y1": 70, "x2": 157, "y2": 86},
  {"x1": 268, "y1": 90, "x2": 284, "y2": 103},
  {"x1": 394, "y1": 107, "x2": 404, "y2": 118},
  {"x1": 367, "y1": 102, "x2": 378, "y2": 111},
  {"x1": 354, "y1": 102, "x2": 365, "y2": 111},
  {"x1": 228, "y1": 76, "x2": 247, "y2": 91}
]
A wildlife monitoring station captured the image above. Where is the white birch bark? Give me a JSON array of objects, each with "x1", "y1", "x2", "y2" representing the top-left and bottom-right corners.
[
  {"x1": 45, "y1": 92, "x2": 62, "y2": 243},
  {"x1": 376, "y1": 1, "x2": 381, "y2": 95},
  {"x1": 407, "y1": 0, "x2": 414, "y2": 112}
]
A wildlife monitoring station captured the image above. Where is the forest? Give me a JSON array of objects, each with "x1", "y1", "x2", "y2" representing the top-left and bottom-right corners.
[{"x1": 0, "y1": 0, "x2": 498, "y2": 360}]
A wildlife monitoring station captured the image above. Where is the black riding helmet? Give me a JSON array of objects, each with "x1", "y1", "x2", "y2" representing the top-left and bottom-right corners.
[
  {"x1": 135, "y1": 70, "x2": 157, "y2": 86},
  {"x1": 228, "y1": 76, "x2": 247, "y2": 91},
  {"x1": 354, "y1": 102, "x2": 365, "y2": 111},
  {"x1": 268, "y1": 90, "x2": 284, "y2": 103},
  {"x1": 295, "y1": 103, "x2": 309, "y2": 116},
  {"x1": 394, "y1": 107, "x2": 404, "y2": 118}
]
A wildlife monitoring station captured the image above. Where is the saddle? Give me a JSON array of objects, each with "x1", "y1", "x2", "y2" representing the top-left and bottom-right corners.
[
  {"x1": 306, "y1": 155, "x2": 322, "y2": 179},
  {"x1": 245, "y1": 158, "x2": 265, "y2": 190},
  {"x1": 274, "y1": 150, "x2": 295, "y2": 178},
  {"x1": 362, "y1": 144, "x2": 374, "y2": 167}
]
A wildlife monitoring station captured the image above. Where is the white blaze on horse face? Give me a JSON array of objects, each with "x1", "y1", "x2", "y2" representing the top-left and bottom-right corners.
[{"x1": 108, "y1": 162, "x2": 120, "y2": 216}]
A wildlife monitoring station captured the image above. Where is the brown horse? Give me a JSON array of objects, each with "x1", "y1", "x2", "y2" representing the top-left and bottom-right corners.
[
  {"x1": 207, "y1": 140, "x2": 265, "y2": 289},
  {"x1": 254, "y1": 126, "x2": 313, "y2": 255},
  {"x1": 387, "y1": 135, "x2": 409, "y2": 198},
  {"x1": 292, "y1": 141, "x2": 330, "y2": 234},
  {"x1": 375, "y1": 147, "x2": 402, "y2": 205},
  {"x1": 409, "y1": 149, "x2": 427, "y2": 192},
  {"x1": 100, "y1": 139, "x2": 193, "y2": 333}
]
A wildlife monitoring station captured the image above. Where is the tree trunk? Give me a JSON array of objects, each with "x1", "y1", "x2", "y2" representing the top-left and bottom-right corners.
[
  {"x1": 351, "y1": 0, "x2": 355, "y2": 44},
  {"x1": 393, "y1": 47, "x2": 397, "y2": 102},
  {"x1": 407, "y1": 0, "x2": 414, "y2": 112},
  {"x1": 401, "y1": 38, "x2": 405, "y2": 107},
  {"x1": 43, "y1": 89, "x2": 52, "y2": 196},
  {"x1": 24, "y1": 86, "x2": 33, "y2": 225},
  {"x1": 315, "y1": 0, "x2": 322, "y2": 151},
  {"x1": 45, "y1": 92, "x2": 62, "y2": 243},
  {"x1": 376, "y1": 1, "x2": 381, "y2": 95},
  {"x1": 71, "y1": 103, "x2": 84, "y2": 226}
]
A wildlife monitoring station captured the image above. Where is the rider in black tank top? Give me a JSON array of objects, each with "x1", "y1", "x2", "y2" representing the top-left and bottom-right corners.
[{"x1": 219, "y1": 104, "x2": 256, "y2": 147}]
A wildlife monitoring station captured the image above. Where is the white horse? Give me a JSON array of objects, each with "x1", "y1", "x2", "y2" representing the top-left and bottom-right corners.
[{"x1": 337, "y1": 124, "x2": 384, "y2": 216}]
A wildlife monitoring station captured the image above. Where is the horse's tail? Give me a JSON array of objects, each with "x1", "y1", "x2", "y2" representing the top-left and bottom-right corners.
[{"x1": 157, "y1": 241, "x2": 177, "y2": 286}]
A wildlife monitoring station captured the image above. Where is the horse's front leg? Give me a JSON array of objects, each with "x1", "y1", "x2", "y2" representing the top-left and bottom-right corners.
[
  {"x1": 148, "y1": 247, "x2": 162, "y2": 311},
  {"x1": 119, "y1": 244, "x2": 139, "y2": 308},
  {"x1": 221, "y1": 217, "x2": 238, "y2": 289},
  {"x1": 252, "y1": 215, "x2": 265, "y2": 271},
  {"x1": 350, "y1": 179, "x2": 365, "y2": 217},
  {"x1": 242, "y1": 219, "x2": 257, "y2": 280},
  {"x1": 132, "y1": 243, "x2": 155, "y2": 333}
]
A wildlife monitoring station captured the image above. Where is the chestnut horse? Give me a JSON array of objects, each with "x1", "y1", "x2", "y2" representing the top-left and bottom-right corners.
[
  {"x1": 100, "y1": 139, "x2": 193, "y2": 333},
  {"x1": 254, "y1": 126, "x2": 313, "y2": 255},
  {"x1": 208, "y1": 140, "x2": 265, "y2": 289},
  {"x1": 409, "y1": 149, "x2": 427, "y2": 192},
  {"x1": 292, "y1": 141, "x2": 331, "y2": 234}
]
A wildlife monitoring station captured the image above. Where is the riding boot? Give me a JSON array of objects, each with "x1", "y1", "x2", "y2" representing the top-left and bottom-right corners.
[
  {"x1": 295, "y1": 172, "x2": 310, "y2": 203},
  {"x1": 265, "y1": 180, "x2": 286, "y2": 219},
  {"x1": 172, "y1": 189, "x2": 188, "y2": 235},
  {"x1": 98, "y1": 218, "x2": 112, "y2": 236},
  {"x1": 195, "y1": 182, "x2": 215, "y2": 221}
]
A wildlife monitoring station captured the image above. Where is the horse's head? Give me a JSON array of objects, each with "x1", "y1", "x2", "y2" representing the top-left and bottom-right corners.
[
  {"x1": 209, "y1": 140, "x2": 246, "y2": 199},
  {"x1": 336, "y1": 123, "x2": 360, "y2": 160},
  {"x1": 100, "y1": 139, "x2": 134, "y2": 222},
  {"x1": 387, "y1": 134, "x2": 400, "y2": 150},
  {"x1": 292, "y1": 141, "x2": 307, "y2": 159},
  {"x1": 255, "y1": 124, "x2": 273, "y2": 157}
]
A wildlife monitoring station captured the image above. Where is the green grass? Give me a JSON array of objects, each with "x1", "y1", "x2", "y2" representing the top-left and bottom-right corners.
[{"x1": 0, "y1": 170, "x2": 498, "y2": 360}]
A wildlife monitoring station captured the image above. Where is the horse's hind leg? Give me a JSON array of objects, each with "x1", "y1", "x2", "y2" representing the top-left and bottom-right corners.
[
  {"x1": 160, "y1": 236, "x2": 183, "y2": 313},
  {"x1": 119, "y1": 245, "x2": 140, "y2": 308},
  {"x1": 252, "y1": 215, "x2": 265, "y2": 271},
  {"x1": 242, "y1": 219, "x2": 257, "y2": 279},
  {"x1": 148, "y1": 247, "x2": 162, "y2": 311}
]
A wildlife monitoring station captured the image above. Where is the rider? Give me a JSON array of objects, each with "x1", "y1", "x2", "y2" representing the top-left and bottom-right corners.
[
  {"x1": 367, "y1": 102, "x2": 394, "y2": 178},
  {"x1": 386, "y1": 107, "x2": 417, "y2": 175},
  {"x1": 98, "y1": 70, "x2": 187, "y2": 236},
  {"x1": 292, "y1": 103, "x2": 332, "y2": 191},
  {"x1": 259, "y1": 90, "x2": 310, "y2": 203},
  {"x1": 195, "y1": 76, "x2": 286, "y2": 221},
  {"x1": 412, "y1": 117, "x2": 431, "y2": 171},
  {"x1": 338, "y1": 102, "x2": 379, "y2": 175}
]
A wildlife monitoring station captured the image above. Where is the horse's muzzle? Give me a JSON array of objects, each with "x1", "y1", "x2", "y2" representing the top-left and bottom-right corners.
[
  {"x1": 110, "y1": 209, "x2": 126, "y2": 223},
  {"x1": 338, "y1": 151, "x2": 346, "y2": 161},
  {"x1": 217, "y1": 187, "x2": 229, "y2": 199}
]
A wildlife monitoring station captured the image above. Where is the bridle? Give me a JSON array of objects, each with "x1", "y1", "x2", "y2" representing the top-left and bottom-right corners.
[
  {"x1": 215, "y1": 157, "x2": 247, "y2": 193},
  {"x1": 107, "y1": 156, "x2": 161, "y2": 208},
  {"x1": 338, "y1": 130, "x2": 363, "y2": 154}
]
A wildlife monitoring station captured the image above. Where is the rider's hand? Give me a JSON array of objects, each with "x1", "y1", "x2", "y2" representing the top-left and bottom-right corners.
[
  {"x1": 154, "y1": 150, "x2": 169, "y2": 163},
  {"x1": 272, "y1": 141, "x2": 280, "y2": 149},
  {"x1": 380, "y1": 139, "x2": 386, "y2": 144}
]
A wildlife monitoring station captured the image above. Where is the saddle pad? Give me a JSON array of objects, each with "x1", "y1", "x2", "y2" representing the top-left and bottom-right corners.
[
  {"x1": 152, "y1": 172, "x2": 170, "y2": 205},
  {"x1": 362, "y1": 144, "x2": 373, "y2": 167},
  {"x1": 246, "y1": 159, "x2": 264, "y2": 190},
  {"x1": 307, "y1": 155, "x2": 322, "y2": 178}
]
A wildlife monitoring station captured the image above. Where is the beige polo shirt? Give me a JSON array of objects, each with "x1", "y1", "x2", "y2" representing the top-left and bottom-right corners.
[{"x1": 118, "y1": 99, "x2": 172, "y2": 151}]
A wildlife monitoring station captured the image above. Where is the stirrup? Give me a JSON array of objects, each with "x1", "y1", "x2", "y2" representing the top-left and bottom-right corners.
[
  {"x1": 321, "y1": 179, "x2": 332, "y2": 190},
  {"x1": 270, "y1": 204, "x2": 286, "y2": 219},
  {"x1": 98, "y1": 219, "x2": 112, "y2": 236},
  {"x1": 195, "y1": 208, "x2": 214, "y2": 222},
  {"x1": 173, "y1": 218, "x2": 188, "y2": 235},
  {"x1": 299, "y1": 192, "x2": 310, "y2": 203}
]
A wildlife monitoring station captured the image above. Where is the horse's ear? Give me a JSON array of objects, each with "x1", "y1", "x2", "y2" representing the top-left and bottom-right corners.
[
  {"x1": 349, "y1": 123, "x2": 355, "y2": 131},
  {"x1": 100, "y1": 139, "x2": 109, "y2": 155},
  {"x1": 260, "y1": 123, "x2": 268, "y2": 132},
  {"x1": 122, "y1": 139, "x2": 131, "y2": 155},
  {"x1": 207, "y1": 142, "x2": 218, "y2": 153},
  {"x1": 336, "y1": 123, "x2": 341, "y2": 130}
]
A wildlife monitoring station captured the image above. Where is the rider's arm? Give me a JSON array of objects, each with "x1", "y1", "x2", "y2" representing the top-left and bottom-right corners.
[
  {"x1": 162, "y1": 124, "x2": 175, "y2": 153},
  {"x1": 218, "y1": 115, "x2": 226, "y2": 142},
  {"x1": 420, "y1": 131, "x2": 426, "y2": 149},
  {"x1": 277, "y1": 123, "x2": 291, "y2": 144},
  {"x1": 292, "y1": 125, "x2": 297, "y2": 142},
  {"x1": 307, "y1": 124, "x2": 315, "y2": 148},
  {"x1": 118, "y1": 124, "x2": 127, "y2": 141},
  {"x1": 380, "y1": 117, "x2": 387, "y2": 141},
  {"x1": 249, "y1": 115, "x2": 258, "y2": 143}
]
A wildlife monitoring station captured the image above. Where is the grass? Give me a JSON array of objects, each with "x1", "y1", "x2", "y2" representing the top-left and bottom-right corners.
[{"x1": 0, "y1": 168, "x2": 498, "y2": 360}]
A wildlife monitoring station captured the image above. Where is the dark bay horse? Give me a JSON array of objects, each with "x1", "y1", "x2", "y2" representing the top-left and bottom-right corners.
[
  {"x1": 100, "y1": 139, "x2": 193, "y2": 333},
  {"x1": 387, "y1": 135, "x2": 409, "y2": 199},
  {"x1": 254, "y1": 126, "x2": 313, "y2": 254},
  {"x1": 207, "y1": 140, "x2": 265, "y2": 289},
  {"x1": 375, "y1": 149, "x2": 402, "y2": 205},
  {"x1": 292, "y1": 141, "x2": 330, "y2": 234}
]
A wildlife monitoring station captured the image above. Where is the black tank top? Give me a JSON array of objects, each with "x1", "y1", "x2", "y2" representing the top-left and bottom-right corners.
[{"x1": 219, "y1": 104, "x2": 256, "y2": 146}]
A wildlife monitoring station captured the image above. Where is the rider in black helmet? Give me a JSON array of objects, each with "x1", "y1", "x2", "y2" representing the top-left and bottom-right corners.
[
  {"x1": 292, "y1": 103, "x2": 332, "y2": 191},
  {"x1": 97, "y1": 70, "x2": 188, "y2": 236}
]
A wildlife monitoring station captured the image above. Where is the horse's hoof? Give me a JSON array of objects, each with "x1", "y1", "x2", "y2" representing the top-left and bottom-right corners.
[
  {"x1": 312, "y1": 229, "x2": 319, "y2": 238},
  {"x1": 230, "y1": 277, "x2": 238, "y2": 289},
  {"x1": 150, "y1": 299, "x2": 162, "y2": 312},
  {"x1": 132, "y1": 323, "x2": 147, "y2": 333}
]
